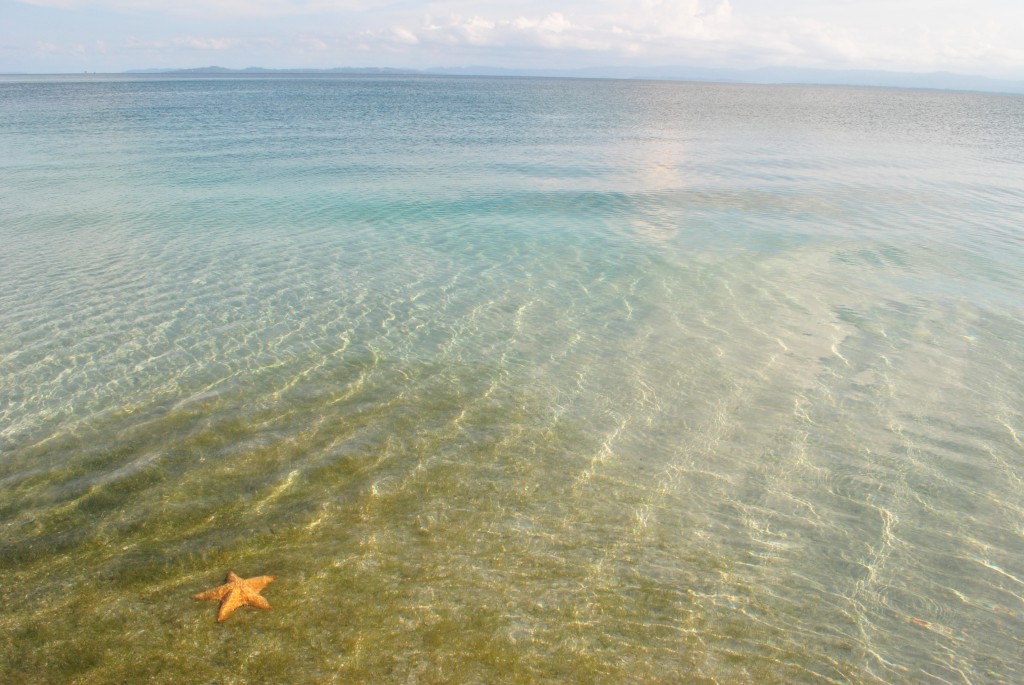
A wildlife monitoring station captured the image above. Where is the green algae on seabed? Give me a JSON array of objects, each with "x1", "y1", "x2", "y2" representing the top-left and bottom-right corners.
[{"x1": 2, "y1": 75, "x2": 1024, "y2": 684}]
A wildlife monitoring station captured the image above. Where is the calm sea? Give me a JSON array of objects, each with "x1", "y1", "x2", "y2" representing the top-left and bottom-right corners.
[{"x1": 1, "y1": 74, "x2": 1022, "y2": 684}]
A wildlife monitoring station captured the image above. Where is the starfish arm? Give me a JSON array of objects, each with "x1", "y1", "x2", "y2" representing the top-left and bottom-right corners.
[
  {"x1": 217, "y1": 589, "x2": 244, "y2": 622},
  {"x1": 247, "y1": 594, "x2": 272, "y2": 610},
  {"x1": 247, "y1": 575, "x2": 276, "y2": 592},
  {"x1": 194, "y1": 585, "x2": 229, "y2": 601},
  {"x1": 226, "y1": 571, "x2": 243, "y2": 583}
]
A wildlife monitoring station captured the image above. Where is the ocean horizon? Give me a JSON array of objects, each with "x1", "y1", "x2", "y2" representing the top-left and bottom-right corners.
[
  {"x1": 4, "y1": 65, "x2": 1024, "y2": 96},
  {"x1": 1, "y1": 74, "x2": 1022, "y2": 683}
]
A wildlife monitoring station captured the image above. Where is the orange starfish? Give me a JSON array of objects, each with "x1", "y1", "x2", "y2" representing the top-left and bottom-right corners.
[{"x1": 194, "y1": 571, "x2": 276, "y2": 622}]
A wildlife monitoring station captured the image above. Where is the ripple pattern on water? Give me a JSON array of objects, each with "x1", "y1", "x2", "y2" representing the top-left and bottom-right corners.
[{"x1": 1, "y1": 75, "x2": 1023, "y2": 684}]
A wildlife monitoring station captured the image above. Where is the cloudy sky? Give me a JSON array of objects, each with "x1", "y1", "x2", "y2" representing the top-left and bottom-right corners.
[{"x1": 3, "y1": 0, "x2": 1024, "y2": 77}]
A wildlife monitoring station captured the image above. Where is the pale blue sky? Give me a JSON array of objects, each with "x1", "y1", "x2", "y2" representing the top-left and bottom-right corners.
[{"x1": 3, "y1": 0, "x2": 1023, "y2": 77}]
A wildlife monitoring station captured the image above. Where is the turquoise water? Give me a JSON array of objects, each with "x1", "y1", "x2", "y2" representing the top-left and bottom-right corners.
[{"x1": 1, "y1": 75, "x2": 1023, "y2": 683}]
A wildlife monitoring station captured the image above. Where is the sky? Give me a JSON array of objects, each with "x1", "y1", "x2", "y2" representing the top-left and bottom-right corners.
[{"x1": 3, "y1": 0, "x2": 1024, "y2": 78}]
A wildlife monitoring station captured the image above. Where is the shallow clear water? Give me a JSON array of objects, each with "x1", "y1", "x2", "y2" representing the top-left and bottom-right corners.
[{"x1": 1, "y1": 74, "x2": 1023, "y2": 684}]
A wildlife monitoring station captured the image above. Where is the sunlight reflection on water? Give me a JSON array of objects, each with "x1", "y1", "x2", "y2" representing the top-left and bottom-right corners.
[{"x1": 1, "y1": 75, "x2": 1023, "y2": 684}]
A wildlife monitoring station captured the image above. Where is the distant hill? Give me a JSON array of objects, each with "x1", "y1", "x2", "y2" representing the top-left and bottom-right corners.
[
  {"x1": 125, "y1": 66, "x2": 417, "y2": 75},
  {"x1": 122, "y1": 65, "x2": 1024, "y2": 94}
]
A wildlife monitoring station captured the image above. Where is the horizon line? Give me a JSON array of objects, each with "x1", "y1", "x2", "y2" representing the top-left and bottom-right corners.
[{"x1": 3, "y1": 64, "x2": 1024, "y2": 95}]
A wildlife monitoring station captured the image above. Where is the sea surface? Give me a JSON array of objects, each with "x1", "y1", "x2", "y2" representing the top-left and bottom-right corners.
[{"x1": 1, "y1": 74, "x2": 1022, "y2": 684}]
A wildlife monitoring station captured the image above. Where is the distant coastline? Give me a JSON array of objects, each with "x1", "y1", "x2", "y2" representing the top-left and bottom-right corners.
[
  {"x1": 116, "y1": 64, "x2": 1024, "y2": 95},
  {"x1": 125, "y1": 66, "x2": 416, "y2": 76},
  {"x1": 3, "y1": 64, "x2": 1022, "y2": 95}
]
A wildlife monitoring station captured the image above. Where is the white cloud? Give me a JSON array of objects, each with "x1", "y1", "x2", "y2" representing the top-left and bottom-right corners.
[
  {"x1": 9, "y1": 0, "x2": 1024, "y2": 75},
  {"x1": 174, "y1": 36, "x2": 239, "y2": 50},
  {"x1": 297, "y1": 34, "x2": 332, "y2": 51},
  {"x1": 353, "y1": 0, "x2": 1023, "y2": 74},
  {"x1": 14, "y1": 0, "x2": 386, "y2": 18},
  {"x1": 371, "y1": 2, "x2": 763, "y2": 59},
  {"x1": 117, "y1": 35, "x2": 240, "y2": 52},
  {"x1": 389, "y1": 27, "x2": 420, "y2": 46}
]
